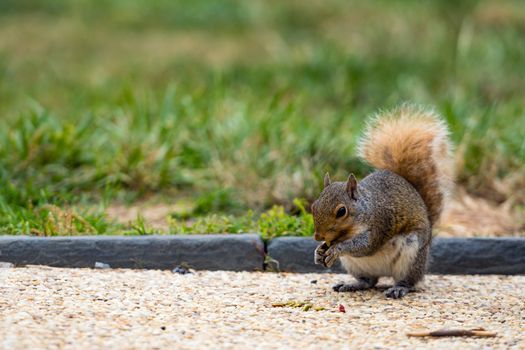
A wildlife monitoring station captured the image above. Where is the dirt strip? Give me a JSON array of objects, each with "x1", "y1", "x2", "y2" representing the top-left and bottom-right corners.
[{"x1": 0, "y1": 267, "x2": 523, "y2": 349}]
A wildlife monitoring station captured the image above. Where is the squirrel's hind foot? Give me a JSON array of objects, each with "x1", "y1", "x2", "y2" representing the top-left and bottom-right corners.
[
  {"x1": 384, "y1": 284, "x2": 415, "y2": 299},
  {"x1": 333, "y1": 277, "x2": 378, "y2": 292}
]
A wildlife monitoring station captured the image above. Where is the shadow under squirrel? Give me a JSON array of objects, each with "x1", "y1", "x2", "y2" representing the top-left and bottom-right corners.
[{"x1": 312, "y1": 104, "x2": 454, "y2": 299}]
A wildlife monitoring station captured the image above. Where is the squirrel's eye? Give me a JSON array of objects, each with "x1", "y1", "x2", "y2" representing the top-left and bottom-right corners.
[{"x1": 336, "y1": 206, "x2": 346, "y2": 218}]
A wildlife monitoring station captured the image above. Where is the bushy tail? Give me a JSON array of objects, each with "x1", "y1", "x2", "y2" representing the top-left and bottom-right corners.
[{"x1": 358, "y1": 104, "x2": 454, "y2": 225}]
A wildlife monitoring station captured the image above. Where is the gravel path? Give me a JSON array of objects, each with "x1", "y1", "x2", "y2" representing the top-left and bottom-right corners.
[{"x1": 0, "y1": 266, "x2": 523, "y2": 349}]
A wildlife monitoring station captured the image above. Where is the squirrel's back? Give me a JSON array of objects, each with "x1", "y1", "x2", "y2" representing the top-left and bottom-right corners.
[{"x1": 358, "y1": 104, "x2": 454, "y2": 225}]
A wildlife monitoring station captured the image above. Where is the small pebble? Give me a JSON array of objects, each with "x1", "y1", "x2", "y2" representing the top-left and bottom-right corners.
[
  {"x1": 94, "y1": 262, "x2": 111, "y2": 269},
  {"x1": 310, "y1": 280, "x2": 317, "y2": 284},
  {"x1": 339, "y1": 304, "x2": 346, "y2": 313},
  {"x1": 172, "y1": 265, "x2": 191, "y2": 274}
]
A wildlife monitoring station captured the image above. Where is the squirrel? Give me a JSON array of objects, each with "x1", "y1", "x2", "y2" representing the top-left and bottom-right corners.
[{"x1": 312, "y1": 104, "x2": 454, "y2": 299}]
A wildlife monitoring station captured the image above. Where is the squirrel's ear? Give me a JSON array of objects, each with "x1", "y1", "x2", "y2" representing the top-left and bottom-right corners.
[
  {"x1": 346, "y1": 173, "x2": 358, "y2": 200},
  {"x1": 323, "y1": 172, "x2": 331, "y2": 188}
]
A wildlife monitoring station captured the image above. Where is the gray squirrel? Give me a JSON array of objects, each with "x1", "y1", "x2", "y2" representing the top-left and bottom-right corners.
[{"x1": 312, "y1": 105, "x2": 453, "y2": 298}]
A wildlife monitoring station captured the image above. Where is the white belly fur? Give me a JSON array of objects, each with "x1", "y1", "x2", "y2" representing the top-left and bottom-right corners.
[{"x1": 339, "y1": 233, "x2": 420, "y2": 281}]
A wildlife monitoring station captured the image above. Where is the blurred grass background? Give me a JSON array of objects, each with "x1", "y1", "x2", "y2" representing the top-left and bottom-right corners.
[{"x1": 0, "y1": 0, "x2": 524, "y2": 235}]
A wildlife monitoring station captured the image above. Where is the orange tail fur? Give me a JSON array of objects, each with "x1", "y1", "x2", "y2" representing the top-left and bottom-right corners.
[{"x1": 358, "y1": 104, "x2": 454, "y2": 225}]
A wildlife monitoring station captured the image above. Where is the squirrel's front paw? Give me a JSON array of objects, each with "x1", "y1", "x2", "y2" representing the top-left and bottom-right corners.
[
  {"x1": 323, "y1": 245, "x2": 341, "y2": 268},
  {"x1": 314, "y1": 243, "x2": 328, "y2": 266}
]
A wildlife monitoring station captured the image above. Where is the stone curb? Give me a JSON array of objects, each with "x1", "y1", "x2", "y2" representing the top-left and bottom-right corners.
[
  {"x1": 427, "y1": 237, "x2": 525, "y2": 274},
  {"x1": 267, "y1": 237, "x2": 525, "y2": 275},
  {"x1": 0, "y1": 235, "x2": 524, "y2": 274},
  {"x1": 0, "y1": 234, "x2": 265, "y2": 271}
]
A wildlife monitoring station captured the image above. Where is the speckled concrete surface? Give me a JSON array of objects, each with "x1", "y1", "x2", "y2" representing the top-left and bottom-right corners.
[{"x1": 0, "y1": 266, "x2": 523, "y2": 349}]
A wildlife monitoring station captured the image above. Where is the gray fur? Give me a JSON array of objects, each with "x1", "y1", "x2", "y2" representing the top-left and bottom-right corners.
[{"x1": 313, "y1": 170, "x2": 433, "y2": 299}]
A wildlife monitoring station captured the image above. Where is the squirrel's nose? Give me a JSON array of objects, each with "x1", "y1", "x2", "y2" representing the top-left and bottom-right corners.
[{"x1": 313, "y1": 231, "x2": 323, "y2": 241}]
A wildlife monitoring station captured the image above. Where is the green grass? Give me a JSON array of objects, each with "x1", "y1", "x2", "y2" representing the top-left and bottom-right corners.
[
  {"x1": 0, "y1": 0, "x2": 524, "y2": 235},
  {"x1": 168, "y1": 199, "x2": 313, "y2": 240}
]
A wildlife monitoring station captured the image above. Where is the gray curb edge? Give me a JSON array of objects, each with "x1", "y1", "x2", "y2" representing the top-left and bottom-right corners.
[
  {"x1": 0, "y1": 235, "x2": 524, "y2": 274},
  {"x1": 0, "y1": 234, "x2": 265, "y2": 271},
  {"x1": 267, "y1": 237, "x2": 525, "y2": 275}
]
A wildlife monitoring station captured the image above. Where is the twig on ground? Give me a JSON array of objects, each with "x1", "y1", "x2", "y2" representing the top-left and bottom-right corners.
[{"x1": 407, "y1": 327, "x2": 497, "y2": 337}]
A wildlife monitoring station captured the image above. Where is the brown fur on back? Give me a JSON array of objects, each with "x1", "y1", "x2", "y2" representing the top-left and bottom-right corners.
[{"x1": 358, "y1": 104, "x2": 454, "y2": 225}]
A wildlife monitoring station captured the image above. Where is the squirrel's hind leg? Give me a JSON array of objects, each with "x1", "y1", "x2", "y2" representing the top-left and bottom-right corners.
[
  {"x1": 386, "y1": 229, "x2": 431, "y2": 299},
  {"x1": 333, "y1": 276, "x2": 378, "y2": 292}
]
